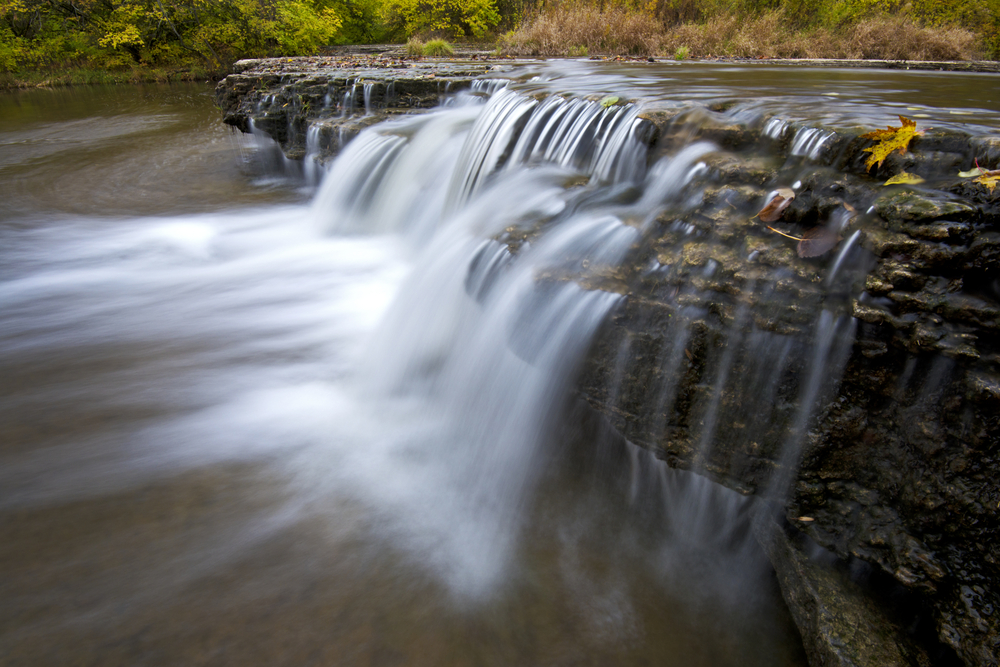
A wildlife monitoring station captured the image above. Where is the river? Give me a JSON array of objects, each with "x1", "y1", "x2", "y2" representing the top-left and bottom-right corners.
[{"x1": 1, "y1": 64, "x2": 997, "y2": 666}]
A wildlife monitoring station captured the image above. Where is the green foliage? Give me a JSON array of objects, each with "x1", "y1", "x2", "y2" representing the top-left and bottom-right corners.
[
  {"x1": 273, "y1": 0, "x2": 343, "y2": 52},
  {"x1": 567, "y1": 44, "x2": 588, "y2": 56},
  {"x1": 674, "y1": 44, "x2": 688, "y2": 59},
  {"x1": 422, "y1": 37, "x2": 454, "y2": 54},
  {"x1": 0, "y1": 0, "x2": 346, "y2": 73},
  {"x1": 333, "y1": 0, "x2": 392, "y2": 42},
  {"x1": 493, "y1": 0, "x2": 535, "y2": 30},
  {"x1": 382, "y1": 0, "x2": 500, "y2": 38}
]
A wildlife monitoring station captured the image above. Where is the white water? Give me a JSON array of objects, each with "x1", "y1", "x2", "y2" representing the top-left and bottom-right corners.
[{"x1": 0, "y1": 82, "x2": 806, "y2": 665}]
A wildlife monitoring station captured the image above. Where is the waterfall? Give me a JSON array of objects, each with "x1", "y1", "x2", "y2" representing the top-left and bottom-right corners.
[
  {"x1": 308, "y1": 87, "x2": 657, "y2": 594},
  {"x1": 1, "y1": 76, "x2": 878, "y2": 664},
  {"x1": 293, "y1": 82, "x2": 870, "y2": 595}
]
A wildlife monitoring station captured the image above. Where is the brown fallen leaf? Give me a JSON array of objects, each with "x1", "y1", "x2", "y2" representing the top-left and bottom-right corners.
[
  {"x1": 797, "y1": 226, "x2": 842, "y2": 258},
  {"x1": 797, "y1": 516, "x2": 815, "y2": 522},
  {"x1": 757, "y1": 187, "x2": 795, "y2": 223}
]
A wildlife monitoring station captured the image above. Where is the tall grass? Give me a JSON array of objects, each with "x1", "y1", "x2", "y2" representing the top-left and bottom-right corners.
[
  {"x1": 501, "y1": 4, "x2": 983, "y2": 60},
  {"x1": 499, "y1": 4, "x2": 664, "y2": 56},
  {"x1": 423, "y1": 39, "x2": 456, "y2": 56}
]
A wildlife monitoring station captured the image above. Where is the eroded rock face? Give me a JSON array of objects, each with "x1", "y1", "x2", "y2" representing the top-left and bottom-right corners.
[{"x1": 574, "y1": 105, "x2": 1000, "y2": 666}]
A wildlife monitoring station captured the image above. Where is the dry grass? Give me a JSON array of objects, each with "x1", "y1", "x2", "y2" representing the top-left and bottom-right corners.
[
  {"x1": 502, "y1": 5, "x2": 982, "y2": 61},
  {"x1": 500, "y1": 5, "x2": 665, "y2": 56},
  {"x1": 844, "y1": 17, "x2": 978, "y2": 60}
]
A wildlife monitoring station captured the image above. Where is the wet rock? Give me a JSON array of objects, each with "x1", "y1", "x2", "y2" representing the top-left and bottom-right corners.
[
  {"x1": 215, "y1": 56, "x2": 499, "y2": 160},
  {"x1": 572, "y1": 108, "x2": 1000, "y2": 667},
  {"x1": 753, "y1": 508, "x2": 932, "y2": 667},
  {"x1": 874, "y1": 190, "x2": 977, "y2": 226}
]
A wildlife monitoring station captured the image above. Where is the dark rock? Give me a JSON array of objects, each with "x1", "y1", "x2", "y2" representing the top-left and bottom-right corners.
[
  {"x1": 874, "y1": 191, "x2": 978, "y2": 226},
  {"x1": 215, "y1": 57, "x2": 500, "y2": 160},
  {"x1": 753, "y1": 508, "x2": 932, "y2": 667},
  {"x1": 571, "y1": 108, "x2": 1000, "y2": 667}
]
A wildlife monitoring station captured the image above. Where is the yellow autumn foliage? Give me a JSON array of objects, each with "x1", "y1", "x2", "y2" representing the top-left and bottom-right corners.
[
  {"x1": 973, "y1": 170, "x2": 1000, "y2": 192},
  {"x1": 861, "y1": 116, "x2": 922, "y2": 171}
]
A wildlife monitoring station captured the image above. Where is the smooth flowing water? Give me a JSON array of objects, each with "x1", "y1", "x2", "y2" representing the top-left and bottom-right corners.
[{"x1": 2, "y1": 65, "x2": 996, "y2": 666}]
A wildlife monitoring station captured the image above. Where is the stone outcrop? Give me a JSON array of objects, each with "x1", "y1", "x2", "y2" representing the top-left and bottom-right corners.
[
  {"x1": 574, "y1": 103, "x2": 1000, "y2": 667},
  {"x1": 216, "y1": 55, "x2": 506, "y2": 159},
  {"x1": 217, "y1": 57, "x2": 1000, "y2": 667}
]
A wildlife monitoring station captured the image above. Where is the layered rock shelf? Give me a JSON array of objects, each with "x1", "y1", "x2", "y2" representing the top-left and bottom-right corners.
[
  {"x1": 216, "y1": 55, "x2": 508, "y2": 160},
  {"x1": 576, "y1": 105, "x2": 1000, "y2": 667},
  {"x1": 217, "y1": 57, "x2": 1000, "y2": 667}
]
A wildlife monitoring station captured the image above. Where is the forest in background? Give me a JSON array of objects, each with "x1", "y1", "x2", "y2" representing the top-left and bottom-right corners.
[{"x1": 2, "y1": 0, "x2": 999, "y2": 83}]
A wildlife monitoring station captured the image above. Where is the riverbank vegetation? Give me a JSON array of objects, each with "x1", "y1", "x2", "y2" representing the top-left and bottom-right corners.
[
  {"x1": 501, "y1": 1, "x2": 987, "y2": 60},
  {"x1": 1, "y1": 0, "x2": 997, "y2": 88}
]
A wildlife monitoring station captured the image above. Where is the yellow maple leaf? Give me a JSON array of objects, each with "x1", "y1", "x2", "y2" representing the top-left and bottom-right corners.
[
  {"x1": 973, "y1": 170, "x2": 1000, "y2": 192},
  {"x1": 861, "y1": 116, "x2": 922, "y2": 171}
]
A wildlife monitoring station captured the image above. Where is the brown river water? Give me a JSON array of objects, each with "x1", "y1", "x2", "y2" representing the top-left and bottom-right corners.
[{"x1": 2, "y1": 65, "x2": 998, "y2": 666}]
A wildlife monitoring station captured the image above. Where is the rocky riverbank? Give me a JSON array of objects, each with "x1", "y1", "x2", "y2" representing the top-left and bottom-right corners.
[{"x1": 216, "y1": 56, "x2": 1000, "y2": 667}]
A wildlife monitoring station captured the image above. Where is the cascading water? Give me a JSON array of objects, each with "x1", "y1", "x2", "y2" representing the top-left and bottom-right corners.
[{"x1": 2, "y1": 77, "x2": 869, "y2": 666}]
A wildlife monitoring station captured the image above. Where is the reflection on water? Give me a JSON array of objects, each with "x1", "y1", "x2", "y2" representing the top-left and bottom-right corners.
[
  {"x1": 0, "y1": 83, "x2": 305, "y2": 223},
  {"x1": 0, "y1": 78, "x2": 820, "y2": 666}
]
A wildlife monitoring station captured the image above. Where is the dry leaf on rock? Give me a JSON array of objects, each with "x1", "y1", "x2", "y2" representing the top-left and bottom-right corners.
[
  {"x1": 797, "y1": 226, "x2": 842, "y2": 258},
  {"x1": 884, "y1": 172, "x2": 925, "y2": 186},
  {"x1": 757, "y1": 187, "x2": 795, "y2": 223},
  {"x1": 861, "y1": 116, "x2": 922, "y2": 171},
  {"x1": 959, "y1": 166, "x2": 988, "y2": 178},
  {"x1": 973, "y1": 170, "x2": 1000, "y2": 192}
]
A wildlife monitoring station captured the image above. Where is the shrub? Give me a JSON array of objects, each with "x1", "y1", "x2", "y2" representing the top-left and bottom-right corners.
[
  {"x1": 674, "y1": 44, "x2": 689, "y2": 59},
  {"x1": 406, "y1": 37, "x2": 425, "y2": 55},
  {"x1": 422, "y1": 38, "x2": 455, "y2": 55}
]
